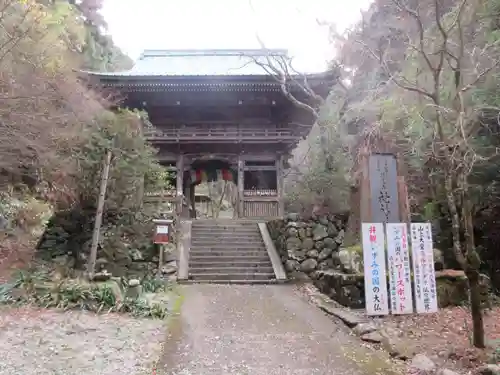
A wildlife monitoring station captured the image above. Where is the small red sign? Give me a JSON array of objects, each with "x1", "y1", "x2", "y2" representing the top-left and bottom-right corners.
[{"x1": 154, "y1": 225, "x2": 170, "y2": 244}]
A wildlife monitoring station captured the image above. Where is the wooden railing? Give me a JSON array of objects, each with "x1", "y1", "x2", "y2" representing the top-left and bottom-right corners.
[
  {"x1": 143, "y1": 126, "x2": 296, "y2": 142},
  {"x1": 242, "y1": 193, "x2": 280, "y2": 218},
  {"x1": 243, "y1": 189, "x2": 277, "y2": 197},
  {"x1": 144, "y1": 189, "x2": 177, "y2": 203}
]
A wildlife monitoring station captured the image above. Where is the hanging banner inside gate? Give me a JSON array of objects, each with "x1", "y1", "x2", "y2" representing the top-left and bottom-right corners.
[
  {"x1": 410, "y1": 223, "x2": 438, "y2": 313},
  {"x1": 386, "y1": 223, "x2": 413, "y2": 314},
  {"x1": 362, "y1": 223, "x2": 389, "y2": 316}
]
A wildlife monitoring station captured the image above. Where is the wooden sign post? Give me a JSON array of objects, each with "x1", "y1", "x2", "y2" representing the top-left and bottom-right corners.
[{"x1": 153, "y1": 219, "x2": 173, "y2": 275}]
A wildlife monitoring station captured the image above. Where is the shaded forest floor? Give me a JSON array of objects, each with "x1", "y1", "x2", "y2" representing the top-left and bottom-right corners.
[{"x1": 378, "y1": 306, "x2": 500, "y2": 372}]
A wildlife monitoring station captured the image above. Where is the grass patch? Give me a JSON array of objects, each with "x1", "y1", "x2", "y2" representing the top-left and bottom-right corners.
[{"x1": 0, "y1": 269, "x2": 178, "y2": 319}]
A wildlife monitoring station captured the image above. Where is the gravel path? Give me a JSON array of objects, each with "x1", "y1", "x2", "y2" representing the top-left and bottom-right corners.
[
  {"x1": 0, "y1": 306, "x2": 165, "y2": 375},
  {"x1": 158, "y1": 284, "x2": 404, "y2": 375}
]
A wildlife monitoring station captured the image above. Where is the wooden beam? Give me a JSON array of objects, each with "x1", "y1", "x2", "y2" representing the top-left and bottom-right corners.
[
  {"x1": 276, "y1": 154, "x2": 284, "y2": 218},
  {"x1": 176, "y1": 154, "x2": 184, "y2": 218}
]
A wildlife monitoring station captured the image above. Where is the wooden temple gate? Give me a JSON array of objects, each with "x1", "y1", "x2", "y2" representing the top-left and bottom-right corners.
[{"x1": 85, "y1": 49, "x2": 331, "y2": 219}]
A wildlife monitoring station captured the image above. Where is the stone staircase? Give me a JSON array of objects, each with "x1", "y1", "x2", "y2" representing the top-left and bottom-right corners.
[{"x1": 187, "y1": 220, "x2": 277, "y2": 284}]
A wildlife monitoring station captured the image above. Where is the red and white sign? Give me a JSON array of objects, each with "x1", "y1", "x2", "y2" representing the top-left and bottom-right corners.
[
  {"x1": 154, "y1": 225, "x2": 170, "y2": 244},
  {"x1": 386, "y1": 223, "x2": 413, "y2": 314},
  {"x1": 411, "y1": 223, "x2": 438, "y2": 314},
  {"x1": 362, "y1": 223, "x2": 389, "y2": 316}
]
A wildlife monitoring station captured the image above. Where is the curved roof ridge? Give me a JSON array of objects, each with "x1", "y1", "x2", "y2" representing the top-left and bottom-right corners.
[{"x1": 139, "y1": 49, "x2": 289, "y2": 59}]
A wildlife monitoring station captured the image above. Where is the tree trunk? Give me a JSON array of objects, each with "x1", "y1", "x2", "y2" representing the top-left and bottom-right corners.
[
  {"x1": 461, "y1": 173, "x2": 485, "y2": 348},
  {"x1": 467, "y1": 269, "x2": 485, "y2": 348},
  {"x1": 443, "y1": 171, "x2": 466, "y2": 267}
]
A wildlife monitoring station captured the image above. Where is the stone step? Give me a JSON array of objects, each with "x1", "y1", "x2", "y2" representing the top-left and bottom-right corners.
[
  {"x1": 191, "y1": 242, "x2": 264, "y2": 248},
  {"x1": 189, "y1": 255, "x2": 271, "y2": 262},
  {"x1": 192, "y1": 230, "x2": 261, "y2": 236},
  {"x1": 188, "y1": 272, "x2": 275, "y2": 281},
  {"x1": 192, "y1": 234, "x2": 261, "y2": 239},
  {"x1": 192, "y1": 231, "x2": 262, "y2": 236},
  {"x1": 179, "y1": 279, "x2": 280, "y2": 285},
  {"x1": 188, "y1": 260, "x2": 272, "y2": 268},
  {"x1": 189, "y1": 266, "x2": 274, "y2": 274},
  {"x1": 192, "y1": 222, "x2": 259, "y2": 226},
  {"x1": 190, "y1": 250, "x2": 267, "y2": 257}
]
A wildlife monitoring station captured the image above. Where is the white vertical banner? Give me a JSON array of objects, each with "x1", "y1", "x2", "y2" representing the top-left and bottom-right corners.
[
  {"x1": 410, "y1": 223, "x2": 438, "y2": 313},
  {"x1": 386, "y1": 223, "x2": 413, "y2": 314},
  {"x1": 362, "y1": 223, "x2": 389, "y2": 316}
]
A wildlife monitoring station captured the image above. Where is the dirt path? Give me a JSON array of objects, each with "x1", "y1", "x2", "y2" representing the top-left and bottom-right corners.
[{"x1": 159, "y1": 284, "x2": 404, "y2": 375}]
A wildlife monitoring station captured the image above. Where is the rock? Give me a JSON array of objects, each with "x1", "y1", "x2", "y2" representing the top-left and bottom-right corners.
[
  {"x1": 318, "y1": 247, "x2": 333, "y2": 261},
  {"x1": 95, "y1": 257, "x2": 108, "y2": 269},
  {"x1": 287, "y1": 227, "x2": 298, "y2": 237},
  {"x1": 314, "y1": 240, "x2": 325, "y2": 250},
  {"x1": 437, "y1": 369, "x2": 460, "y2": 375},
  {"x1": 353, "y1": 323, "x2": 377, "y2": 336},
  {"x1": 360, "y1": 331, "x2": 384, "y2": 343},
  {"x1": 306, "y1": 250, "x2": 319, "y2": 258},
  {"x1": 318, "y1": 216, "x2": 329, "y2": 225},
  {"x1": 335, "y1": 229, "x2": 345, "y2": 244},
  {"x1": 300, "y1": 258, "x2": 318, "y2": 273},
  {"x1": 338, "y1": 249, "x2": 363, "y2": 274},
  {"x1": 327, "y1": 223, "x2": 338, "y2": 237},
  {"x1": 316, "y1": 302, "x2": 364, "y2": 327},
  {"x1": 318, "y1": 259, "x2": 334, "y2": 270},
  {"x1": 410, "y1": 354, "x2": 436, "y2": 372},
  {"x1": 434, "y1": 248, "x2": 445, "y2": 270},
  {"x1": 126, "y1": 283, "x2": 142, "y2": 299},
  {"x1": 285, "y1": 259, "x2": 299, "y2": 272},
  {"x1": 323, "y1": 237, "x2": 336, "y2": 249},
  {"x1": 92, "y1": 270, "x2": 111, "y2": 281},
  {"x1": 297, "y1": 228, "x2": 307, "y2": 239},
  {"x1": 477, "y1": 365, "x2": 500, "y2": 375},
  {"x1": 302, "y1": 238, "x2": 315, "y2": 250},
  {"x1": 164, "y1": 251, "x2": 177, "y2": 263},
  {"x1": 161, "y1": 260, "x2": 177, "y2": 275},
  {"x1": 286, "y1": 237, "x2": 302, "y2": 251},
  {"x1": 286, "y1": 213, "x2": 300, "y2": 222},
  {"x1": 312, "y1": 224, "x2": 328, "y2": 241},
  {"x1": 128, "y1": 278, "x2": 140, "y2": 287},
  {"x1": 289, "y1": 250, "x2": 307, "y2": 262}
]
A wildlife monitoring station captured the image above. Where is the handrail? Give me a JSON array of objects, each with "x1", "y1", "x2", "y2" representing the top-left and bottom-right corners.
[
  {"x1": 144, "y1": 128, "x2": 293, "y2": 138},
  {"x1": 243, "y1": 189, "x2": 277, "y2": 196}
]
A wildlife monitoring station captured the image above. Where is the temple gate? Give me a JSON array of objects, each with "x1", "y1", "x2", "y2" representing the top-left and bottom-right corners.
[{"x1": 85, "y1": 49, "x2": 330, "y2": 219}]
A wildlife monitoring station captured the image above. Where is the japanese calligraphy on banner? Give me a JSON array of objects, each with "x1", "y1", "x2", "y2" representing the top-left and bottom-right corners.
[
  {"x1": 362, "y1": 223, "x2": 389, "y2": 316},
  {"x1": 386, "y1": 223, "x2": 413, "y2": 314},
  {"x1": 410, "y1": 223, "x2": 438, "y2": 313}
]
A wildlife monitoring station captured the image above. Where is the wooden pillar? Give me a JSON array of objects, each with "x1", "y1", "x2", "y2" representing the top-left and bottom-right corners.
[
  {"x1": 176, "y1": 154, "x2": 184, "y2": 218},
  {"x1": 190, "y1": 183, "x2": 196, "y2": 219},
  {"x1": 237, "y1": 156, "x2": 244, "y2": 218},
  {"x1": 276, "y1": 154, "x2": 284, "y2": 217}
]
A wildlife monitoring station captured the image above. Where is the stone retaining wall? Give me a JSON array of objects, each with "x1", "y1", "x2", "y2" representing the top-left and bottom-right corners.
[{"x1": 267, "y1": 213, "x2": 486, "y2": 309}]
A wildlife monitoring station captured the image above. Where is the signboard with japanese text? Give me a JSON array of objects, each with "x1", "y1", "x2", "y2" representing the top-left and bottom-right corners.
[
  {"x1": 410, "y1": 223, "x2": 438, "y2": 313},
  {"x1": 386, "y1": 223, "x2": 413, "y2": 314},
  {"x1": 368, "y1": 154, "x2": 400, "y2": 224},
  {"x1": 362, "y1": 223, "x2": 389, "y2": 316},
  {"x1": 154, "y1": 224, "x2": 170, "y2": 244}
]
